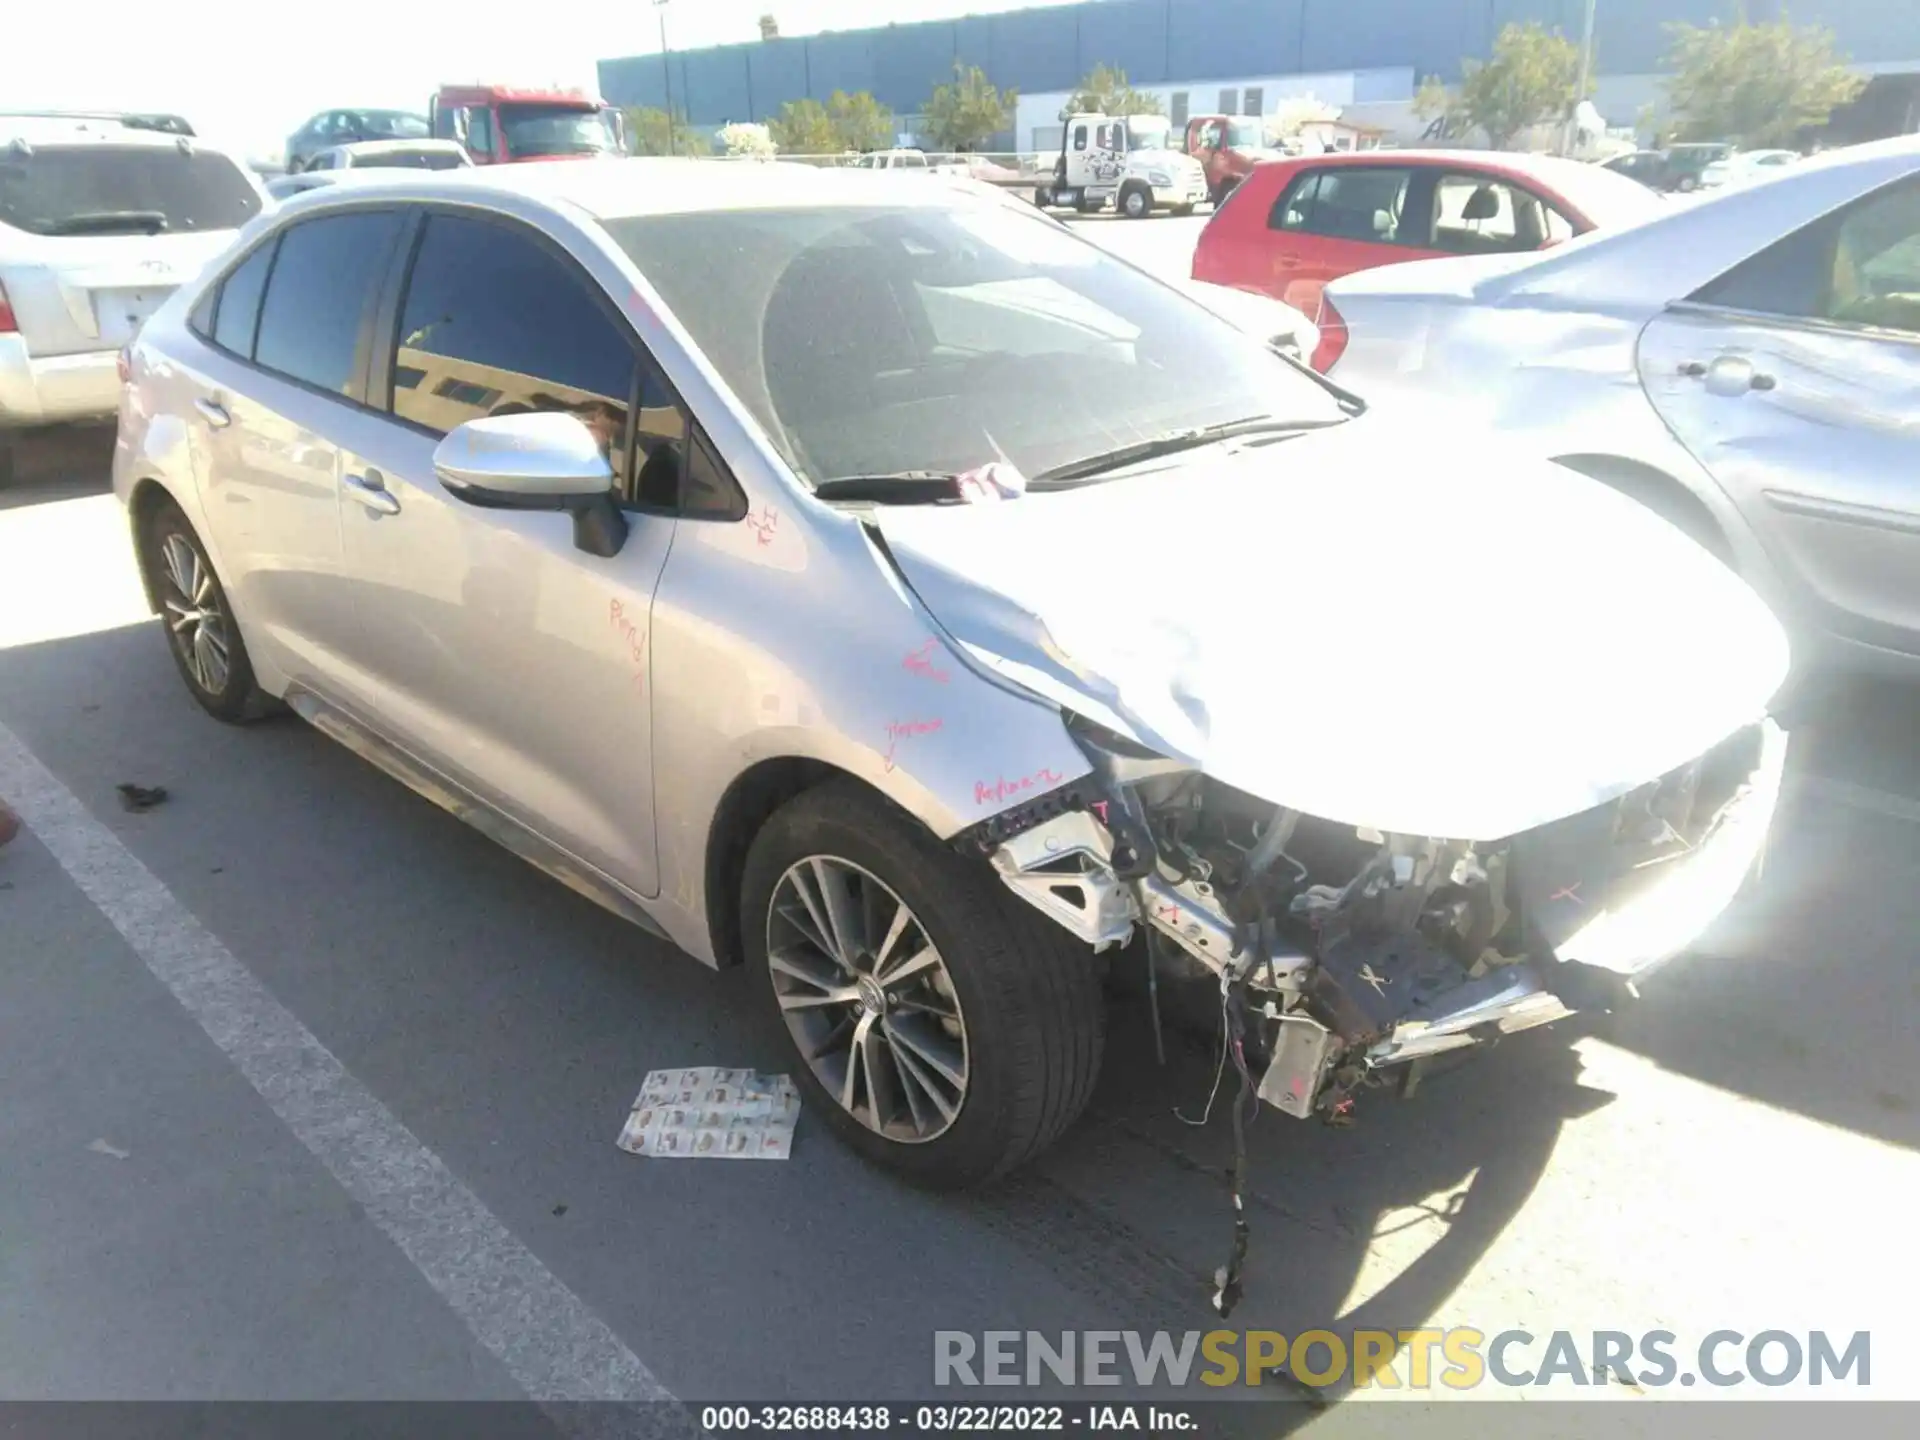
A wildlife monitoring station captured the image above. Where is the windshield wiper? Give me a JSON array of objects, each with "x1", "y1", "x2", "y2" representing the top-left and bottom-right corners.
[
  {"x1": 811, "y1": 471, "x2": 964, "y2": 504},
  {"x1": 46, "y1": 209, "x2": 169, "y2": 236},
  {"x1": 1029, "y1": 415, "x2": 1345, "y2": 488}
]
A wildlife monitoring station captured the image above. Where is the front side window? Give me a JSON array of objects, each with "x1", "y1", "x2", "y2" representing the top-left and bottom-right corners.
[
  {"x1": 603, "y1": 200, "x2": 1342, "y2": 487},
  {"x1": 0, "y1": 144, "x2": 261, "y2": 237},
  {"x1": 1694, "y1": 176, "x2": 1920, "y2": 337},
  {"x1": 253, "y1": 210, "x2": 404, "y2": 396},
  {"x1": 467, "y1": 108, "x2": 496, "y2": 159},
  {"x1": 390, "y1": 213, "x2": 636, "y2": 479}
]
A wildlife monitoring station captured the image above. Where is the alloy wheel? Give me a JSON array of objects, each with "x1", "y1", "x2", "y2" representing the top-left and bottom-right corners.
[
  {"x1": 158, "y1": 532, "x2": 231, "y2": 695},
  {"x1": 767, "y1": 856, "x2": 970, "y2": 1143}
]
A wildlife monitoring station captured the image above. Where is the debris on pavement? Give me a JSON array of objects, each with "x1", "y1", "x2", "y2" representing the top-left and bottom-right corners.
[
  {"x1": 116, "y1": 783, "x2": 169, "y2": 813},
  {"x1": 87, "y1": 1139, "x2": 130, "y2": 1160},
  {"x1": 616, "y1": 1067, "x2": 800, "y2": 1160}
]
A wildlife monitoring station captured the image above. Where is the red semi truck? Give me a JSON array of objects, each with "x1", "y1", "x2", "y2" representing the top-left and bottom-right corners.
[
  {"x1": 1183, "y1": 113, "x2": 1285, "y2": 206},
  {"x1": 429, "y1": 84, "x2": 626, "y2": 165}
]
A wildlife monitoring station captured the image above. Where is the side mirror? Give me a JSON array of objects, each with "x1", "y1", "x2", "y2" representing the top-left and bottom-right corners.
[{"x1": 433, "y1": 412, "x2": 628, "y2": 558}]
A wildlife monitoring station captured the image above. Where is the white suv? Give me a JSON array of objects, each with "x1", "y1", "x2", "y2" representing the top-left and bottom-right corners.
[{"x1": 1, "y1": 115, "x2": 263, "y2": 476}]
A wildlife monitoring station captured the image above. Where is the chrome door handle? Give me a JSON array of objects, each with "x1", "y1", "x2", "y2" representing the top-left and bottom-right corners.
[
  {"x1": 343, "y1": 468, "x2": 401, "y2": 517},
  {"x1": 193, "y1": 397, "x2": 231, "y2": 428}
]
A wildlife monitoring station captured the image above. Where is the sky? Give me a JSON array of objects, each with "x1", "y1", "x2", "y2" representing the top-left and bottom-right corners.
[{"x1": 15, "y1": 0, "x2": 1042, "y2": 161}]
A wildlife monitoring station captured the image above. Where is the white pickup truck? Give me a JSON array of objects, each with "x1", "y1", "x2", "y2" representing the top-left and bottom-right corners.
[{"x1": 1032, "y1": 113, "x2": 1208, "y2": 218}]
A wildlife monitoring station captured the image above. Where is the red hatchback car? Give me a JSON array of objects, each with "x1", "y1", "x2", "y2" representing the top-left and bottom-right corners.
[{"x1": 1193, "y1": 150, "x2": 1664, "y2": 365}]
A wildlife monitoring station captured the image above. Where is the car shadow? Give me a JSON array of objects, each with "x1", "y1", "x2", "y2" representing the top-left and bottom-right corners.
[{"x1": 0, "y1": 424, "x2": 116, "y2": 508}]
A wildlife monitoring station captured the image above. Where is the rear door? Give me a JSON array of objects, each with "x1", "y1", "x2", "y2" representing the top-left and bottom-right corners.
[
  {"x1": 181, "y1": 206, "x2": 408, "y2": 687},
  {"x1": 0, "y1": 141, "x2": 262, "y2": 359},
  {"x1": 1256, "y1": 163, "x2": 1430, "y2": 314},
  {"x1": 1638, "y1": 174, "x2": 1920, "y2": 656},
  {"x1": 331, "y1": 207, "x2": 694, "y2": 896},
  {"x1": 1427, "y1": 170, "x2": 1575, "y2": 258}
]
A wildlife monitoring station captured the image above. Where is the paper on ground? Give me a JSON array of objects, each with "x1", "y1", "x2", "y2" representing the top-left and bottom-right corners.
[{"x1": 616, "y1": 1067, "x2": 800, "y2": 1160}]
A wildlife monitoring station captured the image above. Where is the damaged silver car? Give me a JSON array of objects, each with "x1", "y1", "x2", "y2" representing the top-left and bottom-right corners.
[{"x1": 115, "y1": 161, "x2": 1790, "y2": 1207}]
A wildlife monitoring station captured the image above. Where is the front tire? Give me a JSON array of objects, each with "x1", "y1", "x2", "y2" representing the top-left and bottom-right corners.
[
  {"x1": 143, "y1": 498, "x2": 276, "y2": 723},
  {"x1": 742, "y1": 781, "x2": 1106, "y2": 1189},
  {"x1": 1120, "y1": 184, "x2": 1151, "y2": 219}
]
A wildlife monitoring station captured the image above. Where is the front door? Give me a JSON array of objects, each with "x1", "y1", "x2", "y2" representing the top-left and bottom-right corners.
[
  {"x1": 333, "y1": 209, "x2": 678, "y2": 895},
  {"x1": 1638, "y1": 175, "x2": 1920, "y2": 656}
]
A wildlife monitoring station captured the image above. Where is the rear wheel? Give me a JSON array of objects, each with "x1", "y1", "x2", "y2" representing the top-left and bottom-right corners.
[
  {"x1": 142, "y1": 498, "x2": 276, "y2": 723},
  {"x1": 742, "y1": 781, "x2": 1106, "y2": 1189}
]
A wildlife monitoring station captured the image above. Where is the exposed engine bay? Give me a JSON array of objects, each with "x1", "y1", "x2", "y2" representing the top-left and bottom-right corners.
[
  {"x1": 974, "y1": 714, "x2": 1778, "y2": 1113},
  {"x1": 961, "y1": 714, "x2": 1784, "y2": 1311}
]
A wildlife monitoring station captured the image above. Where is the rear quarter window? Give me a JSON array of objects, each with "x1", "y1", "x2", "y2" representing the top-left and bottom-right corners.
[{"x1": 0, "y1": 143, "x2": 261, "y2": 236}]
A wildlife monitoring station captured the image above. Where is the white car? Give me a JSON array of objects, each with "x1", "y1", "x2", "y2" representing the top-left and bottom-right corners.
[
  {"x1": 2, "y1": 114, "x2": 263, "y2": 476},
  {"x1": 302, "y1": 139, "x2": 474, "y2": 174},
  {"x1": 1700, "y1": 149, "x2": 1800, "y2": 190},
  {"x1": 1320, "y1": 133, "x2": 1920, "y2": 684}
]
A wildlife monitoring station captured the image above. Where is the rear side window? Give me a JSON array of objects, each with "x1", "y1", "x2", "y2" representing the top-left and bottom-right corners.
[
  {"x1": 254, "y1": 210, "x2": 405, "y2": 396},
  {"x1": 211, "y1": 241, "x2": 276, "y2": 358},
  {"x1": 1271, "y1": 166, "x2": 1413, "y2": 244},
  {"x1": 0, "y1": 144, "x2": 261, "y2": 236},
  {"x1": 1694, "y1": 175, "x2": 1920, "y2": 337}
]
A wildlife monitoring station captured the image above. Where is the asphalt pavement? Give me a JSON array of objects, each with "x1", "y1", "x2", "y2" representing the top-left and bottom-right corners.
[{"x1": 2, "y1": 215, "x2": 1917, "y2": 1423}]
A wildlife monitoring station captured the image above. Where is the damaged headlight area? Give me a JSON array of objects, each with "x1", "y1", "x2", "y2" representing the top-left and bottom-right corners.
[{"x1": 961, "y1": 715, "x2": 1787, "y2": 1127}]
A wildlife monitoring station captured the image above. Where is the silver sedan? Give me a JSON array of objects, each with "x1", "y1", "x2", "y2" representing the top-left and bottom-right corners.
[
  {"x1": 115, "y1": 161, "x2": 1789, "y2": 1186},
  {"x1": 1321, "y1": 134, "x2": 1920, "y2": 685}
]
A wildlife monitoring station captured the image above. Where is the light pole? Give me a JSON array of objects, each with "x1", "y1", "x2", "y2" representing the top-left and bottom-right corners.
[
  {"x1": 654, "y1": 0, "x2": 674, "y2": 153},
  {"x1": 1564, "y1": 0, "x2": 1598, "y2": 156}
]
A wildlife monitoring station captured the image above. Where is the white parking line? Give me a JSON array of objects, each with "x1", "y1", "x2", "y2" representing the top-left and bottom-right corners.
[{"x1": 0, "y1": 720, "x2": 673, "y2": 1405}]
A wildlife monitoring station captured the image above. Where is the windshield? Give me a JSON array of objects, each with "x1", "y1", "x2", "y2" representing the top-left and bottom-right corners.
[
  {"x1": 1225, "y1": 120, "x2": 1265, "y2": 150},
  {"x1": 1125, "y1": 120, "x2": 1172, "y2": 152},
  {"x1": 604, "y1": 201, "x2": 1342, "y2": 487},
  {"x1": 500, "y1": 105, "x2": 617, "y2": 158},
  {"x1": 0, "y1": 143, "x2": 261, "y2": 236},
  {"x1": 356, "y1": 110, "x2": 430, "y2": 140}
]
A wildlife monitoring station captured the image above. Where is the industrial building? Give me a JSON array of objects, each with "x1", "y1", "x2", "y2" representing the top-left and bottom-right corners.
[{"x1": 598, "y1": 0, "x2": 1920, "y2": 152}]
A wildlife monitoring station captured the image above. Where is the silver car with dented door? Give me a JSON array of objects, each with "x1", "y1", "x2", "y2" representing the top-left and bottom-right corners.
[{"x1": 115, "y1": 160, "x2": 1790, "y2": 1187}]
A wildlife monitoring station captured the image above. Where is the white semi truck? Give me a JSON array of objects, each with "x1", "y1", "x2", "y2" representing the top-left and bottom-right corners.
[{"x1": 1032, "y1": 112, "x2": 1209, "y2": 218}]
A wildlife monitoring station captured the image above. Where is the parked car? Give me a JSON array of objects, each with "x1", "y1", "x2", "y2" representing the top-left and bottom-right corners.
[
  {"x1": 1601, "y1": 149, "x2": 1670, "y2": 189},
  {"x1": 1320, "y1": 134, "x2": 1920, "y2": 683},
  {"x1": 302, "y1": 139, "x2": 474, "y2": 174},
  {"x1": 1192, "y1": 149, "x2": 1665, "y2": 318},
  {"x1": 284, "y1": 109, "x2": 431, "y2": 173},
  {"x1": 2, "y1": 115, "x2": 263, "y2": 479},
  {"x1": 115, "y1": 162, "x2": 1787, "y2": 1187},
  {"x1": 1660, "y1": 142, "x2": 1736, "y2": 192},
  {"x1": 1700, "y1": 148, "x2": 1800, "y2": 190}
]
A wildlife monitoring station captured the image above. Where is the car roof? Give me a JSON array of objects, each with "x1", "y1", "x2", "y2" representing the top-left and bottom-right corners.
[
  {"x1": 0, "y1": 115, "x2": 232, "y2": 153},
  {"x1": 274, "y1": 157, "x2": 1000, "y2": 221},
  {"x1": 1262, "y1": 147, "x2": 1621, "y2": 187},
  {"x1": 330, "y1": 138, "x2": 468, "y2": 157}
]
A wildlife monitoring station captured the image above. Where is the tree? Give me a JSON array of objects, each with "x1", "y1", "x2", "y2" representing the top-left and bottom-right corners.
[
  {"x1": 1268, "y1": 95, "x2": 1340, "y2": 143},
  {"x1": 922, "y1": 63, "x2": 1016, "y2": 152},
  {"x1": 1065, "y1": 64, "x2": 1163, "y2": 118},
  {"x1": 769, "y1": 98, "x2": 838, "y2": 154},
  {"x1": 1664, "y1": 10, "x2": 1866, "y2": 147},
  {"x1": 1415, "y1": 21, "x2": 1585, "y2": 150},
  {"x1": 758, "y1": 14, "x2": 778, "y2": 41},
  {"x1": 715, "y1": 121, "x2": 776, "y2": 159},
  {"x1": 623, "y1": 107, "x2": 703, "y2": 157},
  {"x1": 826, "y1": 89, "x2": 895, "y2": 151}
]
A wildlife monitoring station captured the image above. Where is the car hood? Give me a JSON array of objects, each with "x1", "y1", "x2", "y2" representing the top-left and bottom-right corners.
[
  {"x1": 873, "y1": 423, "x2": 1790, "y2": 840},
  {"x1": 1130, "y1": 149, "x2": 1199, "y2": 172}
]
